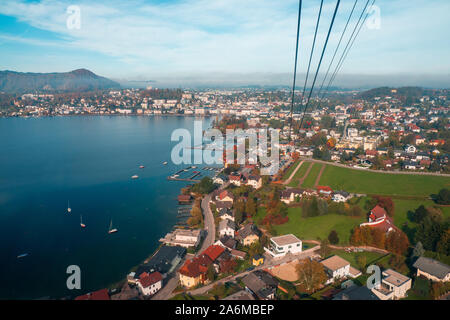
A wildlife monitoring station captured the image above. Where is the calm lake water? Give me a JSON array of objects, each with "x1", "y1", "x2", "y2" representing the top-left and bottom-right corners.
[{"x1": 0, "y1": 115, "x2": 213, "y2": 299}]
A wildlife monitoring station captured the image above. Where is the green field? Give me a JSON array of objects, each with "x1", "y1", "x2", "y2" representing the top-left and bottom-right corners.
[
  {"x1": 287, "y1": 161, "x2": 311, "y2": 187},
  {"x1": 302, "y1": 163, "x2": 322, "y2": 188},
  {"x1": 327, "y1": 249, "x2": 387, "y2": 269},
  {"x1": 282, "y1": 160, "x2": 301, "y2": 180},
  {"x1": 318, "y1": 164, "x2": 450, "y2": 197},
  {"x1": 255, "y1": 207, "x2": 364, "y2": 244}
]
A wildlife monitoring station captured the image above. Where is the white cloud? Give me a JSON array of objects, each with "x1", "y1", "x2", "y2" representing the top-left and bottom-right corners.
[{"x1": 0, "y1": 0, "x2": 448, "y2": 83}]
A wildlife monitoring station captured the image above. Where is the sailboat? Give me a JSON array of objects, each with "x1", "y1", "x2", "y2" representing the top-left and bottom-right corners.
[
  {"x1": 80, "y1": 215, "x2": 86, "y2": 228},
  {"x1": 67, "y1": 201, "x2": 71, "y2": 213},
  {"x1": 108, "y1": 219, "x2": 118, "y2": 234}
]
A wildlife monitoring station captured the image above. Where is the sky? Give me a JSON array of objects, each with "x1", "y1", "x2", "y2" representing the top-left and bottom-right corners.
[{"x1": 0, "y1": 0, "x2": 449, "y2": 88}]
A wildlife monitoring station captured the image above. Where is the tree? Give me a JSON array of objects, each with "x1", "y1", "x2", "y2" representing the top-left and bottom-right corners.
[
  {"x1": 328, "y1": 230, "x2": 339, "y2": 245},
  {"x1": 374, "y1": 196, "x2": 395, "y2": 217},
  {"x1": 206, "y1": 264, "x2": 215, "y2": 282},
  {"x1": 435, "y1": 188, "x2": 450, "y2": 205},
  {"x1": 436, "y1": 229, "x2": 450, "y2": 256},
  {"x1": 412, "y1": 205, "x2": 428, "y2": 223},
  {"x1": 318, "y1": 239, "x2": 331, "y2": 258},
  {"x1": 386, "y1": 231, "x2": 410, "y2": 255},
  {"x1": 415, "y1": 216, "x2": 444, "y2": 251},
  {"x1": 296, "y1": 259, "x2": 327, "y2": 294},
  {"x1": 412, "y1": 241, "x2": 425, "y2": 259},
  {"x1": 245, "y1": 197, "x2": 257, "y2": 217}
]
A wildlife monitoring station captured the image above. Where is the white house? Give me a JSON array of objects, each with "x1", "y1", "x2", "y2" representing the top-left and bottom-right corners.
[
  {"x1": 371, "y1": 269, "x2": 412, "y2": 300},
  {"x1": 159, "y1": 228, "x2": 202, "y2": 248},
  {"x1": 320, "y1": 255, "x2": 351, "y2": 284},
  {"x1": 137, "y1": 272, "x2": 163, "y2": 296},
  {"x1": 219, "y1": 219, "x2": 236, "y2": 238},
  {"x1": 264, "y1": 234, "x2": 302, "y2": 258},
  {"x1": 332, "y1": 191, "x2": 351, "y2": 203},
  {"x1": 246, "y1": 175, "x2": 262, "y2": 189}
]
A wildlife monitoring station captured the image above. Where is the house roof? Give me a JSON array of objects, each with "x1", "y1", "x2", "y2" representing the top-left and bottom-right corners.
[
  {"x1": 75, "y1": 288, "x2": 110, "y2": 300},
  {"x1": 222, "y1": 290, "x2": 255, "y2": 300},
  {"x1": 219, "y1": 190, "x2": 234, "y2": 200},
  {"x1": 333, "y1": 286, "x2": 380, "y2": 300},
  {"x1": 371, "y1": 205, "x2": 387, "y2": 220},
  {"x1": 413, "y1": 257, "x2": 450, "y2": 280},
  {"x1": 271, "y1": 234, "x2": 301, "y2": 246},
  {"x1": 236, "y1": 223, "x2": 260, "y2": 240},
  {"x1": 321, "y1": 255, "x2": 350, "y2": 271},
  {"x1": 230, "y1": 249, "x2": 247, "y2": 259},
  {"x1": 139, "y1": 271, "x2": 163, "y2": 288},
  {"x1": 219, "y1": 219, "x2": 236, "y2": 231},
  {"x1": 202, "y1": 245, "x2": 225, "y2": 262},
  {"x1": 179, "y1": 255, "x2": 212, "y2": 278},
  {"x1": 316, "y1": 185, "x2": 333, "y2": 193},
  {"x1": 382, "y1": 269, "x2": 410, "y2": 287},
  {"x1": 242, "y1": 270, "x2": 278, "y2": 299}
]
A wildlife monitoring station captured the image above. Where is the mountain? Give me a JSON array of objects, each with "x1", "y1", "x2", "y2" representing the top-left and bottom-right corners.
[{"x1": 0, "y1": 69, "x2": 120, "y2": 93}]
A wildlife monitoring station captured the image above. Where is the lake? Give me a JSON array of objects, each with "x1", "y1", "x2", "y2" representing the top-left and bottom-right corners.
[{"x1": 0, "y1": 115, "x2": 213, "y2": 299}]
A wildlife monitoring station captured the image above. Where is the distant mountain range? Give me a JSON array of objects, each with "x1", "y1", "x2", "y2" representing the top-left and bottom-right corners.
[{"x1": 0, "y1": 69, "x2": 120, "y2": 93}]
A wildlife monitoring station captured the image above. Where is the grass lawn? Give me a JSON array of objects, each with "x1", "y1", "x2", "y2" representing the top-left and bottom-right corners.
[
  {"x1": 327, "y1": 249, "x2": 387, "y2": 269},
  {"x1": 287, "y1": 161, "x2": 311, "y2": 187},
  {"x1": 302, "y1": 163, "x2": 322, "y2": 188},
  {"x1": 318, "y1": 164, "x2": 450, "y2": 197},
  {"x1": 255, "y1": 207, "x2": 364, "y2": 244},
  {"x1": 282, "y1": 159, "x2": 301, "y2": 180}
]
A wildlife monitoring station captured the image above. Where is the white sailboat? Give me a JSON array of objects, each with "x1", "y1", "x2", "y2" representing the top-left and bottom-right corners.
[
  {"x1": 67, "y1": 201, "x2": 71, "y2": 213},
  {"x1": 108, "y1": 219, "x2": 118, "y2": 234},
  {"x1": 80, "y1": 215, "x2": 86, "y2": 228}
]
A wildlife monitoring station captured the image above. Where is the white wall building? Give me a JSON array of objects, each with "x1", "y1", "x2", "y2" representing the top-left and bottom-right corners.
[{"x1": 264, "y1": 234, "x2": 302, "y2": 258}]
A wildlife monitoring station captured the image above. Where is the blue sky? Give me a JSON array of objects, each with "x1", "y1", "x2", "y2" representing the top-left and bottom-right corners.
[{"x1": 0, "y1": 0, "x2": 449, "y2": 87}]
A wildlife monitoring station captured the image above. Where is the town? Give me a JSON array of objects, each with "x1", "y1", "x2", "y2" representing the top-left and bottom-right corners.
[{"x1": 67, "y1": 86, "x2": 450, "y2": 301}]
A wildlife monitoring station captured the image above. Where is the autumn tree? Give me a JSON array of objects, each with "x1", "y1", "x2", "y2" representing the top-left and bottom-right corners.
[
  {"x1": 296, "y1": 259, "x2": 327, "y2": 294},
  {"x1": 318, "y1": 239, "x2": 331, "y2": 258},
  {"x1": 385, "y1": 230, "x2": 410, "y2": 255},
  {"x1": 328, "y1": 230, "x2": 339, "y2": 245},
  {"x1": 245, "y1": 197, "x2": 257, "y2": 217}
]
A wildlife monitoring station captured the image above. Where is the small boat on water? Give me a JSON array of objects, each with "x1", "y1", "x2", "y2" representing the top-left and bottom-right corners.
[
  {"x1": 67, "y1": 201, "x2": 71, "y2": 213},
  {"x1": 80, "y1": 215, "x2": 86, "y2": 228},
  {"x1": 108, "y1": 219, "x2": 118, "y2": 234},
  {"x1": 17, "y1": 253, "x2": 29, "y2": 259},
  {"x1": 139, "y1": 165, "x2": 145, "y2": 169},
  {"x1": 131, "y1": 175, "x2": 139, "y2": 179},
  {"x1": 163, "y1": 161, "x2": 168, "y2": 165}
]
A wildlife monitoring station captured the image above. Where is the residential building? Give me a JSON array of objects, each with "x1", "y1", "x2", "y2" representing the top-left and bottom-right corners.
[
  {"x1": 137, "y1": 272, "x2": 163, "y2": 297},
  {"x1": 371, "y1": 269, "x2": 412, "y2": 300},
  {"x1": 281, "y1": 188, "x2": 304, "y2": 204},
  {"x1": 242, "y1": 270, "x2": 278, "y2": 300},
  {"x1": 320, "y1": 255, "x2": 351, "y2": 283},
  {"x1": 413, "y1": 257, "x2": 450, "y2": 282},
  {"x1": 219, "y1": 219, "x2": 236, "y2": 238},
  {"x1": 235, "y1": 223, "x2": 261, "y2": 246},
  {"x1": 264, "y1": 234, "x2": 302, "y2": 258},
  {"x1": 247, "y1": 175, "x2": 262, "y2": 189},
  {"x1": 159, "y1": 228, "x2": 202, "y2": 248}
]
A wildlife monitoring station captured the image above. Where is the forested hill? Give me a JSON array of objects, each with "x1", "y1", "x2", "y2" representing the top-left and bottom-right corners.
[{"x1": 0, "y1": 69, "x2": 120, "y2": 93}]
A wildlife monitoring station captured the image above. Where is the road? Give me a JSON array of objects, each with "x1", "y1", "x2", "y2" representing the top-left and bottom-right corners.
[
  {"x1": 199, "y1": 193, "x2": 215, "y2": 254},
  {"x1": 154, "y1": 182, "x2": 226, "y2": 299}
]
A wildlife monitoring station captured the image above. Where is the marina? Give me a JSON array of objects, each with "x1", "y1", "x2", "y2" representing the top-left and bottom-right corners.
[{"x1": 167, "y1": 165, "x2": 221, "y2": 182}]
